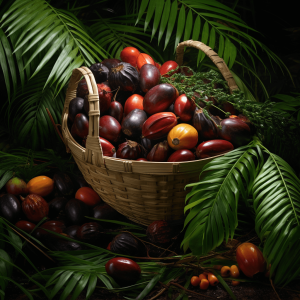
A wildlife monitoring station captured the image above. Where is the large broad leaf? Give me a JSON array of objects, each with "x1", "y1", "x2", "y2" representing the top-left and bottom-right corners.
[
  {"x1": 182, "y1": 142, "x2": 263, "y2": 255},
  {"x1": 252, "y1": 150, "x2": 300, "y2": 286}
]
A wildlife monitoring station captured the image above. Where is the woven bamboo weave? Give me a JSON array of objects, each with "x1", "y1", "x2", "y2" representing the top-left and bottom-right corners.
[{"x1": 61, "y1": 40, "x2": 239, "y2": 226}]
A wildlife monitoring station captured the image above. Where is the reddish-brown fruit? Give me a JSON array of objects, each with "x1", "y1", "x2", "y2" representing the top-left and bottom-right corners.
[
  {"x1": 174, "y1": 94, "x2": 196, "y2": 122},
  {"x1": 139, "y1": 64, "x2": 161, "y2": 93},
  {"x1": 75, "y1": 187, "x2": 102, "y2": 207},
  {"x1": 40, "y1": 221, "x2": 66, "y2": 236},
  {"x1": 120, "y1": 47, "x2": 140, "y2": 67},
  {"x1": 27, "y1": 176, "x2": 54, "y2": 197},
  {"x1": 136, "y1": 158, "x2": 148, "y2": 161},
  {"x1": 167, "y1": 149, "x2": 195, "y2": 162},
  {"x1": 200, "y1": 279, "x2": 210, "y2": 290},
  {"x1": 154, "y1": 62, "x2": 161, "y2": 69},
  {"x1": 230, "y1": 265, "x2": 240, "y2": 278},
  {"x1": 6, "y1": 177, "x2": 28, "y2": 195},
  {"x1": 99, "y1": 115, "x2": 122, "y2": 143},
  {"x1": 73, "y1": 113, "x2": 89, "y2": 139},
  {"x1": 137, "y1": 53, "x2": 155, "y2": 70},
  {"x1": 15, "y1": 220, "x2": 36, "y2": 233},
  {"x1": 105, "y1": 257, "x2": 141, "y2": 286},
  {"x1": 236, "y1": 243, "x2": 266, "y2": 278},
  {"x1": 160, "y1": 61, "x2": 179, "y2": 77},
  {"x1": 108, "y1": 101, "x2": 123, "y2": 124},
  {"x1": 199, "y1": 274, "x2": 207, "y2": 281},
  {"x1": 143, "y1": 84, "x2": 179, "y2": 115},
  {"x1": 101, "y1": 58, "x2": 121, "y2": 70},
  {"x1": 99, "y1": 137, "x2": 116, "y2": 157},
  {"x1": 207, "y1": 273, "x2": 219, "y2": 286},
  {"x1": 146, "y1": 220, "x2": 174, "y2": 243},
  {"x1": 232, "y1": 280, "x2": 240, "y2": 286},
  {"x1": 124, "y1": 94, "x2": 144, "y2": 116},
  {"x1": 77, "y1": 78, "x2": 89, "y2": 98},
  {"x1": 222, "y1": 102, "x2": 236, "y2": 115},
  {"x1": 116, "y1": 140, "x2": 145, "y2": 160},
  {"x1": 221, "y1": 266, "x2": 231, "y2": 278},
  {"x1": 213, "y1": 265, "x2": 222, "y2": 270},
  {"x1": 147, "y1": 141, "x2": 170, "y2": 162},
  {"x1": 196, "y1": 140, "x2": 234, "y2": 159},
  {"x1": 190, "y1": 276, "x2": 201, "y2": 287},
  {"x1": 21, "y1": 194, "x2": 49, "y2": 222},
  {"x1": 76, "y1": 222, "x2": 102, "y2": 242},
  {"x1": 142, "y1": 112, "x2": 178, "y2": 140},
  {"x1": 107, "y1": 242, "x2": 112, "y2": 250}
]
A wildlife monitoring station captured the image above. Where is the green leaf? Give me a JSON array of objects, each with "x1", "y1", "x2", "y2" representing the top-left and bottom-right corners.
[
  {"x1": 197, "y1": 21, "x2": 209, "y2": 65},
  {"x1": 164, "y1": 0, "x2": 177, "y2": 50},
  {"x1": 218, "y1": 34, "x2": 225, "y2": 57},
  {"x1": 208, "y1": 27, "x2": 216, "y2": 50},
  {"x1": 174, "y1": 4, "x2": 185, "y2": 50},
  {"x1": 228, "y1": 42, "x2": 237, "y2": 69},
  {"x1": 191, "y1": 15, "x2": 200, "y2": 41},
  {"x1": 136, "y1": 0, "x2": 150, "y2": 25},
  {"x1": 183, "y1": 9, "x2": 193, "y2": 42},
  {"x1": 144, "y1": 0, "x2": 156, "y2": 32},
  {"x1": 151, "y1": 0, "x2": 164, "y2": 40},
  {"x1": 0, "y1": 171, "x2": 13, "y2": 190},
  {"x1": 223, "y1": 38, "x2": 231, "y2": 65},
  {"x1": 158, "y1": 0, "x2": 170, "y2": 44},
  {"x1": 86, "y1": 274, "x2": 97, "y2": 300},
  {"x1": 70, "y1": 273, "x2": 90, "y2": 300}
]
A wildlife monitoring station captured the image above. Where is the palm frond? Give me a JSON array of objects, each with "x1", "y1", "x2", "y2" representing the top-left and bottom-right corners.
[
  {"x1": 252, "y1": 147, "x2": 300, "y2": 286},
  {"x1": 181, "y1": 141, "x2": 264, "y2": 255}
]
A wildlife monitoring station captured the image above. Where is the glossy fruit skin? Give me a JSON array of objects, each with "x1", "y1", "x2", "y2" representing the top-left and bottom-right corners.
[
  {"x1": 221, "y1": 266, "x2": 231, "y2": 278},
  {"x1": 236, "y1": 243, "x2": 265, "y2": 278},
  {"x1": 92, "y1": 203, "x2": 120, "y2": 221},
  {"x1": 73, "y1": 113, "x2": 89, "y2": 139},
  {"x1": 65, "y1": 225, "x2": 80, "y2": 239},
  {"x1": 99, "y1": 137, "x2": 116, "y2": 157},
  {"x1": 44, "y1": 236, "x2": 83, "y2": 251},
  {"x1": 193, "y1": 108, "x2": 219, "y2": 140},
  {"x1": 143, "y1": 84, "x2": 179, "y2": 115},
  {"x1": 122, "y1": 109, "x2": 147, "y2": 138},
  {"x1": 200, "y1": 279, "x2": 209, "y2": 290},
  {"x1": 27, "y1": 176, "x2": 54, "y2": 197},
  {"x1": 21, "y1": 194, "x2": 49, "y2": 222},
  {"x1": 77, "y1": 78, "x2": 89, "y2": 98},
  {"x1": 146, "y1": 220, "x2": 173, "y2": 243},
  {"x1": 160, "y1": 60, "x2": 179, "y2": 77},
  {"x1": 40, "y1": 220, "x2": 66, "y2": 236},
  {"x1": 5, "y1": 177, "x2": 28, "y2": 196},
  {"x1": 137, "y1": 53, "x2": 155, "y2": 70},
  {"x1": 105, "y1": 257, "x2": 141, "y2": 286},
  {"x1": 139, "y1": 64, "x2": 161, "y2": 93},
  {"x1": 140, "y1": 137, "x2": 152, "y2": 153},
  {"x1": 65, "y1": 198, "x2": 90, "y2": 225},
  {"x1": 120, "y1": 47, "x2": 140, "y2": 67},
  {"x1": 70, "y1": 123, "x2": 81, "y2": 143},
  {"x1": 167, "y1": 149, "x2": 195, "y2": 162},
  {"x1": 230, "y1": 265, "x2": 240, "y2": 278},
  {"x1": 108, "y1": 62, "x2": 139, "y2": 92},
  {"x1": 15, "y1": 220, "x2": 36, "y2": 233},
  {"x1": 76, "y1": 222, "x2": 102, "y2": 243},
  {"x1": 154, "y1": 62, "x2": 161, "y2": 69},
  {"x1": 142, "y1": 112, "x2": 178, "y2": 140},
  {"x1": 196, "y1": 140, "x2": 234, "y2": 159},
  {"x1": 89, "y1": 63, "x2": 109, "y2": 83},
  {"x1": 219, "y1": 118, "x2": 252, "y2": 147},
  {"x1": 190, "y1": 276, "x2": 201, "y2": 287},
  {"x1": 84, "y1": 83, "x2": 112, "y2": 115},
  {"x1": 53, "y1": 172, "x2": 75, "y2": 197},
  {"x1": 101, "y1": 58, "x2": 121, "y2": 70},
  {"x1": 199, "y1": 274, "x2": 207, "y2": 281},
  {"x1": 124, "y1": 94, "x2": 144, "y2": 116},
  {"x1": 99, "y1": 115, "x2": 122, "y2": 143},
  {"x1": 48, "y1": 196, "x2": 69, "y2": 218},
  {"x1": 167, "y1": 124, "x2": 198, "y2": 150},
  {"x1": 174, "y1": 94, "x2": 196, "y2": 122},
  {"x1": 207, "y1": 273, "x2": 219, "y2": 286},
  {"x1": 108, "y1": 101, "x2": 123, "y2": 124},
  {"x1": 75, "y1": 187, "x2": 102, "y2": 207},
  {"x1": 136, "y1": 158, "x2": 148, "y2": 161},
  {"x1": 116, "y1": 140, "x2": 145, "y2": 160},
  {"x1": 110, "y1": 233, "x2": 141, "y2": 256},
  {"x1": 147, "y1": 141, "x2": 170, "y2": 162},
  {"x1": 0, "y1": 194, "x2": 21, "y2": 223},
  {"x1": 68, "y1": 97, "x2": 85, "y2": 122}
]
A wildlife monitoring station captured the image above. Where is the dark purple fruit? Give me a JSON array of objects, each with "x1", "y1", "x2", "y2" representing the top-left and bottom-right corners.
[
  {"x1": 65, "y1": 225, "x2": 80, "y2": 239},
  {"x1": 92, "y1": 203, "x2": 120, "y2": 221},
  {"x1": 68, "y1": 97, "x2": 85, "y2": 122},
  {"x1": 110, "y1": 233, "x2": 141, "y2": 256},
  {"x1": 77, "y1": 78, "x2": 89, "y2": 98},
  {"x1": 53, "y1": 172, "x2": 75, "y2": 197},
  {"x1": 116, "y1": 140, "x2": 145, "y2": 160},
  {"x1": 101, "y1": 58, "x2": 121, "y2": 70},
  {"x1": 121, "y1": 109, "x2": 147, "y2": 138},
  {"x1": 219, "y1": 118, "x2": 252, "y2": 147},
  {"x1": 147, "y1": 141, "x2": 170, "y2": 162},
  {"x1": 89, "y1": 63, "x2": 109, "y2": 83},
  {"x1": 71, "y1": 175, "x2": 89, "y2": 190},
  {"x1": 65, "y1": 199, "x2": 90, "y2": 225},
  {"x1": 140, "y1": 137, "x2": 152, "y2": 153},
  {"x1": 99, "y1": 115, "x2": 122, "y2": 143},
  {"x1": 48, "y1": 197, "x2": 69, "y2": 219},
  {"x1": 105, "y1": 257, "x2": 141, "y2": 286},
  {"x1": 44, "y1": 236, "x2": 83, "y2": 251},
  {"x1": 146, "y1": 220, "x2": 174, "y2": 244},
  {"x1": 76, "y1": 222, "x2": 103, "y2": 243},
  {"x1": 108, "y1": 100, "x2": 123, "y2": 124},
  {"x1": 139, "y1": 64, "x2": 161, "y2": 93},
  {"x1": 73, "y1": 113, "x2": 89, "y2": 139}
]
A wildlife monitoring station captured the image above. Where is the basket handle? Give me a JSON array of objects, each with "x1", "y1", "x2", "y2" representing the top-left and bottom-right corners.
[
  {"x1": 175, "y1": 40, "x2": 238, "y2": 93},
  {"x1": 62, "y1": 66, "x2": 104, "y2": 166}
]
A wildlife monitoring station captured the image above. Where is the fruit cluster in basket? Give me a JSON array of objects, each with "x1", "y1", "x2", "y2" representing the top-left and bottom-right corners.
[{"x1": 67, "y1": 47, "x2": 254, "y2": 162}]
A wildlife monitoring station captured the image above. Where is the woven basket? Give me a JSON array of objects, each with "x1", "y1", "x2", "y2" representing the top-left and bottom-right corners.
[{"x1": 61, "y1": 40, "x2": 238, "y2": 226}]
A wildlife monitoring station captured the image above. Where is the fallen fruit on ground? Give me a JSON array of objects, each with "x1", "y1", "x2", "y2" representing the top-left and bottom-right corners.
[{"x1": 27, "y1": 176, "x2": 54, "y2": 197}]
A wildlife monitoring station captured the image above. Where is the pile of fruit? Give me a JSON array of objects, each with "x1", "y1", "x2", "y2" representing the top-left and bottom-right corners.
[{"x1": 67, "y1": 47, "x2": 254, "y2": 162}]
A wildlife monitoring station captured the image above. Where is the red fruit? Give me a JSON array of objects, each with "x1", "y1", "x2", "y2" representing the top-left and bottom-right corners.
[
  {"x1": 99, "y1": 137, "x2": 116, "y2": 157},
  {"x1": 236, "y1": 243, "x2": 266, "y2": 278},
  {"x1": 73, "y1": 113, "x2": 89, "y2": 139},
  {"x1": 77, "y1": 78, "x2": 89, "y2": 98},
  {"x1": 154, "y1": 62, "x2": 161, "y2": 69},
  {"x1": 124, "y1": 94, "x2": 144, "y2": 116},
  {"x1": 5, "y1": 177, "x2": 28, "y2": 195},
  {"x1": 147, "y1": 141, "x2": 170, "y2": 162},
  {"x1": 108, "y1": 101, "x2": 123, "y2": 124},
  {"x1": 146, "y1": 220, "x2": 174, "y2": 243},
  {"x1": 116, "y1": 140, "x2": 145, "y2": 160},
  {"x1": 137, "y1": 53, "x2": 155, "y2": 70},
  {"x1": 142, "y1": 112, "x2": 178, "y2": 140},
  {"x1": 143, "y1": 83, "x2": 179, "y2": 115},
  {"x1": 107, "y1": 242, "x2": 112, "y2": 250},
  {"x1": 222, "y1": 102, "x2": 236, "y2": 115},
  {"x1": 21, "y1": 194, "x2": 49, "y2": 222},
  {"x1": 139, "y1": 64, "x2": 161, "y2": 93},
  {"x1": 41, "y1": 220, "x2": 66, "y2": 231},
  {"x1": 160, "y1": 60, "x2": 179, "y2": 77},
  {"x1": 105, "y1": 257, "x2": 141, "y2": 286},
  {"x1": 174, "y1": 94, "x2": 196, "y2": 122},
  {"x1": 99, "y1": 115, "x2": 122, "y2": 143},
  {"x1": 180, "y1": 66, "x2": 194, "y2": 77},
  {"x1": 75, "y1": 187, "x2": 102, "y2": 207},
  {"x1": 196, "y1": 140, "x2": 234, "y2": 159},
  {"x1": 167, "y1": 149, "x2": 195, "y2": 162},
  {"x1": 120, "y1": 47, "x2": 140, "y2": 67},
  {"x1": 219, "y1": 118, "x2": 252, "y2": 147},
  {"x1": 15, "y1": 220, "x2": 36, "y2": 233},
  {"x1": 136, "y1": 158, "x2": 148, "y2": 161}
]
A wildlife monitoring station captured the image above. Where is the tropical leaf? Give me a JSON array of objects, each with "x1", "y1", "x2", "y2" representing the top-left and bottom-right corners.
[
  {"x1": 252, "y1": 148, "x2": 300, "y2": 286},
  {"x1": 182, "y1": 141, "x2": 263, "y2": 255}
]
